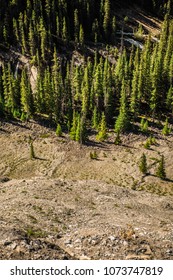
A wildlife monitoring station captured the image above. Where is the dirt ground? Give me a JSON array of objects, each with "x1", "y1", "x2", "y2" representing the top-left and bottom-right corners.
[{"x1": 0, "y1": 119, "x2": 173, "y2": 260}]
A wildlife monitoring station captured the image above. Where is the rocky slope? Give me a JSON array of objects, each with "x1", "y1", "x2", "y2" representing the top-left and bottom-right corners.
[{"x1": 0, "y1": 120, "x2": 173, "y2": 259}]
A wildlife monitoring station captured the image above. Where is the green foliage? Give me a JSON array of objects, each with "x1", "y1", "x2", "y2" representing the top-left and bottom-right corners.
[
  {"x1": 56, "y1": 124, "x2": 62, "y2": 137},
  {"x1": 143, "y1": 120, "x2": 148, "y2": 132},
  {"x1": 103, "y1": 0, "x2": 111, "y2": 38},
  {"x1": 156, "y1": 155, "x2": 166, "y2": 179},
  {"x1": 162, "y1": 118, "x2": 170, "y2": 135},
  {"x1": 144, "y1": 139, "x2": 151, "y2": 149},
  {"x1": 70, "y1": 111, "x2": 78, "y2": 140},
  {"x1": 140, "y1": 119, "x2": 149, "y2": 133},
  {"x1": 139, "y1": 153, "x2": 147, "y2": 174},
  {"x1": 115, "y1": 85, "x2": 130, "y2": 133},
  {"x1": 92, "y1": 107, "x2": 99, "y2": 129},
  {"x1": 134, "y1": 24, "x2": 144, "y2": 39},
  {"x1": 0, "y1": 0, "x2": 172, "y2": 146},
  {"x1": 90, "y1": 151, "x2": 98, "y2": 160},
  {"x1": 20, "y1": 112, "x2": 27, "y2": 122},
  {"x1": 96, "y1": 112, "x2": 107, "y2": 141},
  {"x1": 143, "y1": 136, "x2": 156, "y2": 149},
  {"x1": 124, "y1": 16, "x2": 129, "y2": 23},
  {"x1": 70, "y1": 112, "x2": 87, "y2": 144},
  {"x1": 148, "y1": 136, "x2": 156, "y2": 145}
]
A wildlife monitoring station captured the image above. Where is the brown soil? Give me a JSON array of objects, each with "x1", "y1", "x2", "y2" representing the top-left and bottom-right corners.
[{"x1": 0, "y1": 119, "x2": 173, "y2": 260}]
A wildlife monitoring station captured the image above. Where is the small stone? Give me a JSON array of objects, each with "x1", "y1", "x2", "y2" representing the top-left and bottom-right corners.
[
  {"x1": 79, "y1": 255, "x2": 91, "y2": 260},
  {"x1": 166, "y1": 249, "x2": 173, "y2": 256},
  {"x1": 109, "y1": 236, "x2": 115, "y2": 242},
  {"x1": 123, "y1": 241, "x2": 128, "y2": 246},
  {"x1": 74, "y1": 239, "x2": 81, "y2": 244},
  {"x1": 64, "y1": 239, "x2": 72, "y2": 245}
]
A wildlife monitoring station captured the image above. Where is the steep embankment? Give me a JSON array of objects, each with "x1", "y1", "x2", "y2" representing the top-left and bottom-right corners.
[{"x1": 0, "y1": 120, "x2": 173, "y2": 260}]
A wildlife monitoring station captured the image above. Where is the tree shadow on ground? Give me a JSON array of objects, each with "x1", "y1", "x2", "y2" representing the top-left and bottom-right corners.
[
  {"x1": 33, "y1": 156, "x2": 47, "y2": 161},
  {"x1": 149, "y1": 173, "x2": 173, "y2": 183}
]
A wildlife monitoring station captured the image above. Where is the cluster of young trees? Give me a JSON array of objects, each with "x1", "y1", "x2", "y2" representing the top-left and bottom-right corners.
[
  {"x1": 139, "y1": 153, "x2": 166, "y2": 180},
  {"x1": 0, "y1": 0, "x2": 117, "y2": 52},
  {"x1": 0, "y1": 0, "x2": 173, "y2": 143}
]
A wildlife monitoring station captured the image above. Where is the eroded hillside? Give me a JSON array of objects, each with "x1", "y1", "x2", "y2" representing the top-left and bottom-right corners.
[{"x1": 0, "y1": 120, "x2": 173, "y2": 260}]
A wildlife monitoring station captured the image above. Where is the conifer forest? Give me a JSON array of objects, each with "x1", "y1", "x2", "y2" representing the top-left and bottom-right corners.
[
  {"x1": 0, "y1": 0, "x2": 173, "y2": 142},
  {"x1": 1, "y1": 0, "x2": 173, "y2": 261}
]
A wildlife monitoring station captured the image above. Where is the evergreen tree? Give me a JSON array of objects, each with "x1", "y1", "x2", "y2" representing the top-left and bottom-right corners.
[
  {"x1": 96, "y1": 112, "x2": 107, "y2": 141},
  {"x1": 130, "y1": 48, "x2": 140, "y2": 116},
  {"x1": 139, "y1": 153, "x2": 147, "y2": 174},
  {"x1": 62, "y1": 17, "x2": 68, "y2": 42},
  {"x1": 56, "y1": 123, "x2": 62, "y2": 137},
  {"x1": 162, "y1": 118, "x2": 170, "y2": 135},
  {"x1": 140, "y1": 119, "x2": 149, "y2": 133},
  {"x1": 103, "y1": 0, "x2": 111, "y2": 38},
  {"x1": 93, "y1": 63, "x2": 103, "y2": 111},
  {"x1": 111, "y1": 16, "x2": 116, "y2": 42},
  {"x1": 28, "y1": 21, "x2": 36, "y2": 57},
  {"x1": 166, "y1": 85, "x2": 173, "y2": 111},
  {"x1": 92, "y1": 106, "x2": 99, "y2": 129},
  {"x1": 39, "y1": 17, "x2": 47, "y2": 61},
  {"x1": 79, "y1": 25, "x2": 84, "y2": 45},
  {"x1": 20, "y1": 69, "x2": 34, "y2": 117},
  {"x1": 156, "y1": 155, "x2": 166, "y2": 179},
  {"x1": 115, "y1": 80, "x2": 130, "y2": 133},
  {"x1": 75, "y1": 114, "x2": 87, "y2": 144},
  {"x1": 70, "y1": 111, "x2": 78, "y2": 140},
  {"x1": 74, "y1": 9, "x2": 79, "y2": 43}
]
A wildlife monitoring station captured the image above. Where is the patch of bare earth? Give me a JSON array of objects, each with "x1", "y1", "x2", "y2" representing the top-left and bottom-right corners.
[{"x1": 0, "y1": 120, "x2": 173, "y2": 259}]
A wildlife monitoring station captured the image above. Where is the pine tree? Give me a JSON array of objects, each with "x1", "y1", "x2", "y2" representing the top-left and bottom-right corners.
[
  {"x1": 75, "y1": 114, "x2": 87, "y2": 144},
  {"x1": 156, "y1": 155, "x2": 166, "y2": 179},
  {"x1": 140, "y1": 119, "x2": 149, "y2": 133},
  {"x1": 130, "y1": 48, "x2": 140, "y2": 116},
  {"x1": 62, "y1": 17, "x2": 68, "y2": 42},
  {"x1": 93, "y1": 63, "x2": 103, "y2": 111},
  {"x1": 81, "y1": 67, "x2": 90, "y2": 117},
  {"x1": 166, "y1": 85, "x2": 173, "y2": 111},
  {"x1": 139, "y1": 153, "x2": 147, "y2": 174},
  {"x1": 70, "y1": 111, "x2": 77, "y2": 140},
  {"x1": 92, "y1": 106, "x2": 99, "y2": 129},
  {"x1": 52, "y1": 47, "x2": 63, "y2": 122},
  {"x1": 79, "y1": 25, "x2": 84, "y2": 45},
  {"x1": 28, "y1": 21, "x2": 36, "y2": 57},
  {"x1": 162, "y1": 118, "x2": 170, "y2": 135},
  {"x1": 96, "y1": 112, "x2": 107, "y2": 141},
  {"x1": 43, "y1": 67, "x2": 54, "y2": 119},
  {"x1": 20, "y1": 69, "x2": 34, "y2": 117},
  {"x1": 115, "y1": 80, "x2": 130, "y2": 133},
  {"x1": 18, "y1": 12, "x2": 27, "y2": 53},
  {"x1": 39, "y1": 17, "x2": 47, "y2": 61},
  {"x1": 56, "y1": 123, "x2": 62, "y2": 137},
  {"x1": 74, "y1": 9, "x2": 79, "y2": 43},
  {"x1": 103, "y1": 0, "x2": 110, "y2": 38},
  {"x1": 111, "y1": 16, "x2": 116, "y2": 42}
]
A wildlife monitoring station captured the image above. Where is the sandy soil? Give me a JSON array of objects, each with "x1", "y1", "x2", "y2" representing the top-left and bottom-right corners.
[{"x1": 0, "y1": 119, "x2": 173, "y2": 260}]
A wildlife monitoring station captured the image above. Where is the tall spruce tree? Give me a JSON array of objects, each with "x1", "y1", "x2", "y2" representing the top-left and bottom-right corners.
[
  {"x1": 139, "y1": 153, "x2": 147, "y2": 174},
  {"x1": 115, "y1": 80, "x2": 130, "y2": 133},
  {"x1": 156, "y1": 155, "x2": 166, "y2": 179},
  {"x1": 96, "y1": 112, "x2": 107, "y2": 141}
]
